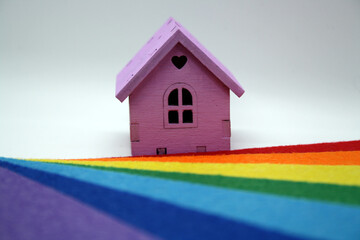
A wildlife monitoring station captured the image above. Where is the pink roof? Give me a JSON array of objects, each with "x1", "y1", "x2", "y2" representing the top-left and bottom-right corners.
[{"x1": 116, "y1": 17, "x2": 245, "y2": 102}]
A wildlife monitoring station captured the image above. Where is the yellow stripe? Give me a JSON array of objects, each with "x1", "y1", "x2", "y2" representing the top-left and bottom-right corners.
[{"x1": 27, "y1": 159, "x2": 360, "y2": 186}]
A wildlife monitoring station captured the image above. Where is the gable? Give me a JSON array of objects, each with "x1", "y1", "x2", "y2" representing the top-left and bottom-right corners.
[
  {"x1": 116, "y1": 17, "x2": 244, "y2": 102},
  {"x1": 129, "y1": 42, "x2": 230, "y2": 110}
]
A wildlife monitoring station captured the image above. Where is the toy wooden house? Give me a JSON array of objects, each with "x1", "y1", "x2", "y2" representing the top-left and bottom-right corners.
[{"x1": 116, "y1": 18, "x2": 244, "y2": 156}]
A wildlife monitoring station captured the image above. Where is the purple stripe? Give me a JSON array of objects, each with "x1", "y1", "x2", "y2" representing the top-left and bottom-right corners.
[{"x1": 0, "y1": 167, "x2": 160, "y2": 240}]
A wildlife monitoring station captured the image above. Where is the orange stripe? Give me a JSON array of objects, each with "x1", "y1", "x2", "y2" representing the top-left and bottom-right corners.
[{"x1": 56, "y1": 151, "x2": 360, "y2": 165}]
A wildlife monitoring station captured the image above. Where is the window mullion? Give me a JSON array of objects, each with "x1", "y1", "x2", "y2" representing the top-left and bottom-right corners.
[
  {"x1": 178, "y1": 87, "x2": 183, "y2": 124},
  {"x1": 167, "y1": 106, "x2": 179, "y2": 111}
]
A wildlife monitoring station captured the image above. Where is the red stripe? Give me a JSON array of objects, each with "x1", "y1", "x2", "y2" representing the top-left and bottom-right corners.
[
  {"x1": 158, "y1": 140, "x2": 360, "y2": 157},
  {"x1": 233, "y1": 140, "x2": 360, "y2": 154}
]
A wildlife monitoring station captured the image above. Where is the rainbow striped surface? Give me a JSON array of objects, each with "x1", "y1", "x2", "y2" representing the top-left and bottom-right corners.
[{"x1": 1, "y1": 141, "x2": 360, "y2": 240}]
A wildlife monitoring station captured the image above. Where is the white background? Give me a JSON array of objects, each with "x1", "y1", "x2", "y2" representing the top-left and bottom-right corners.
[{"x1": 1, "y1": 0, "x2": 359, "y2": 158}]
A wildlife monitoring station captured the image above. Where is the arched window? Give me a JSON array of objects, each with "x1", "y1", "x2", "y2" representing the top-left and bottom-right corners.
[{"x1": 164, "y1": 83, "x2": 197, "y2": 128}]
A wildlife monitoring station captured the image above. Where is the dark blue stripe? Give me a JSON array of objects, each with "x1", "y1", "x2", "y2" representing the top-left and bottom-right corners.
[{"x1": 0, "y1": 161, "x2": 304, "y2": 240}]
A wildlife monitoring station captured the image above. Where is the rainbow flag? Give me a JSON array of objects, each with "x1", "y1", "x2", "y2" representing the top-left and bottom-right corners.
[{"x1": 1, "y1": 140, "x2": 360, "y2": 240}]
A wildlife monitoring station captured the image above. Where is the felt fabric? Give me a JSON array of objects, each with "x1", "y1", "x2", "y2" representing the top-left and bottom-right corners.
[
  {"x1": 230, "y1": 140, "x2": 360, "y2": 154},
  {"x1": 1, "y1": 140, "x2": 360, "y2": 240},
  {"x1": 0, "y1": 162, "x2": 302, "y2": 240},
  {"x1": 52, "y1": 139, "x2": 360, "y2": 159},
  {"x1": 1, "y1": 157, "x2": 360, "y2": 240},
  {"x1": 0, "y1": 167, "x2": 158, "y2": 240},
  {"x1": 34, "y1": 149, "x2": 360, "y2": 165},
  {"x1": 29, "y1": 158, "x2": 360, "y2": 186},
  {"x1": 65, "y1": 165, "x2": 360, "y2": 206}
]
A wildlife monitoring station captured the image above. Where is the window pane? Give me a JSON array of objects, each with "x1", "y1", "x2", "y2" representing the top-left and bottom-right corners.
[
  {"x1": 183, "y1": 110, "x2": 193, "y2": 123},
  {"x1": 168, "y1": 89, "x2": 178, "y2": 106},
  {"x1": 182, "y1": 88, "x2": 192, "y2": 105},
  {"x1": 168, "y1": 111, "x2": 179, "y2": 123}
]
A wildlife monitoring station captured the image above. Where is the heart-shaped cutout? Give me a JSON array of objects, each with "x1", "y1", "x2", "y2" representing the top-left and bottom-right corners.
[{"x1": 171, "y1": 56, "x2": 187, "y2": 69}]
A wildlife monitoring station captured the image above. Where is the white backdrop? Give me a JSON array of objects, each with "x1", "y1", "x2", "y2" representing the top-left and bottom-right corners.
[{"x1": 1, "y1": 0, "x2": 359, "y2": 158}]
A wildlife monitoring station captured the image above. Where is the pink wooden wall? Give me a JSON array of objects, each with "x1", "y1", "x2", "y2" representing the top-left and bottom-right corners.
[{"x1": 129, "y1": 43, "x2": 230, "y2": 156}]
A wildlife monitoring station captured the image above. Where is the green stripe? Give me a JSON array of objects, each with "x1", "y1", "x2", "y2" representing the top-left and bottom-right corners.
[{"x1": 62, "y1": 163, "x2": 360, "y2": 206}]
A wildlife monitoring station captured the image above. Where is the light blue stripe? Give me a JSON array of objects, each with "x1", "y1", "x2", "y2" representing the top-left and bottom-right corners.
[{"x1": 2, "y1": 157, "x2": 360, "y2": 240}]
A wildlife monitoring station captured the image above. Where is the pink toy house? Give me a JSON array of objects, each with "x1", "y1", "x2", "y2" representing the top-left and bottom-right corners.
[{"x1": 116, "y1": 18, "x2": 244, "y2": 156}]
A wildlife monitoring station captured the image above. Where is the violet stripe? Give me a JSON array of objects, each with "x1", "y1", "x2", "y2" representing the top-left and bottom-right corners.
[{"x1": 0, "y1": 167, "x2": 160, "y2": 240}]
